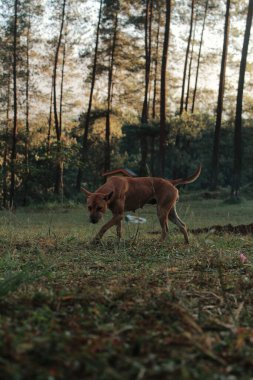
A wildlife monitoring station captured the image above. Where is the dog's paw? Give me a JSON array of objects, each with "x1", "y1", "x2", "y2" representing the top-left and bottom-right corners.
[{"x1": 90, "y1": 237, "x2": 101, "y2": 246}]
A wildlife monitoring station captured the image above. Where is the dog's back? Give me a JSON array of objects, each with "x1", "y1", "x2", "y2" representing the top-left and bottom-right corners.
[{"x1": 105, "y1": 176, "x2": 178, "y2": 212}]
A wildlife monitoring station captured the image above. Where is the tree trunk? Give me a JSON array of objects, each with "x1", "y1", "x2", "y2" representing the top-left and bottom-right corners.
[
  {"x1": 104, "y1": 12, "x2": 118, "y2": 172},
  {"x1": 141, "y1": 0, "x2": 153, "y2": 124},
  {"x1": 23, "y1": 11, "x2": 31, "y2": 206},
  {"x1": 152, "y1": 5, "x2": 161, "y2": 120},
  {"x1": 179, "y1": 0, "x2": 195, "y2": 115},
  {"x1": 76, "y1": 0, "x2": 103, "y2": 191},
  {"x1": 211, "y1": 0, "x2": 230, "y2": 190},
  {"x1": 56, "y1": 36, "x2": 67, "y2": 202},
  {"x1": 191, "y1": 0, "x2": 208, "y2": 113},
  {"x1": 47, "y1": 78, "x2": 53, "y2": 154},
  {"x1": 159, "y1": 0, "x2": 171, "y2": 177},
  {"x1": 9, "y1": 0, "x2": 18, "y2": 210},
  {"x1": 53, "y1": 0, "x2": 66, "y2": 197},
  {"x1": 59, "y1": 39, "x2": 66, "y2": 134},
  {"x1": 2, "y1": 71, "x2": 11, "y2": 208},
  {"x1": 232, "y1": 0, "x2": 253, "y2": 197},
  {"x1": 185, "y1": 13, "x2": 197, "y2": 112}
]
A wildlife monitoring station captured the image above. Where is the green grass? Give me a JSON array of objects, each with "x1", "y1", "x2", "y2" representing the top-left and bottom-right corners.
[{"x1": 0, "y1": 199, "x2": 253, "y2": 379}]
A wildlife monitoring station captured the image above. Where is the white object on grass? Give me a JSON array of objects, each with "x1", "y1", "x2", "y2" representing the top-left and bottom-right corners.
[{"x1": 125, "y1": 214, "x2": 147, "y2": 224}]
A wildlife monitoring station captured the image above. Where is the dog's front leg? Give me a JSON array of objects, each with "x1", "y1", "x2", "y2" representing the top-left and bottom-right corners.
[
  {"x1": 116, "y1": 220, "x2": 122, "y2": 240},
  {"x1": 92, "y1": 214, "x2": 123, "y2": 243}
]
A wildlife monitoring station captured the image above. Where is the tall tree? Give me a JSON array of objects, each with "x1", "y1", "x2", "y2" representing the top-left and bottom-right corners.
[
  {"x1": 1, "y1": 0, "x2": 42, "y2": 207},
  {"x1": 152, "y1": 2, "x2": 161, "y2": 120},
  {"x1": 159, "y1": 0, "x2": 171, "y2": 176},
  {"x1": 9, "y1": 0, "x2": 19, "y2": 209},
  {"x1": 76, "y1": 0, "x2": 103, "y2": 191},
  {"x1": 59, "y1": 38, "x2": 66, "y2": 135},
  {"x1": 179, "y1": 0, "x2": 195, "y2": 115},
  {"x1": 139, "y1": 0, "x2": 153, "y2": 176},
  {"x1": 210, "y1": 0, "x2": 230, "y2": 190},
  {"x1": 185, "y1": 11, "x2": 197, "y2": 112},
  {"x1": 232, "y1": 0, "x2": 253, "y2": 197},
  {"x1": 23, "y1": 5, "x2": 32, "y2": 205},
  {"x1": 141, "y1": 0, "x2": 153, "y2": 124},
  {"x1": 52, "y1": 0, "x2": 66, "y2": 197},
  {"x1": 47, "y1": 78, "x2": 54, "y2": 153},
  {"x1": 104, "y1": 8, "x2": 118, "y2": 172},
  {"x1": 191, "y1": 0, "x2": 208, "y2": 113},
  {"x1": 2, "y1": 70, "x2": 11, "y2": 208}
]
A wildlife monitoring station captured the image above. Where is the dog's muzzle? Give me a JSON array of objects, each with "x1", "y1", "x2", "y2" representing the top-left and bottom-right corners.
[{"x1": 90, "y1": 217, "x2": 99, "y2": 224}]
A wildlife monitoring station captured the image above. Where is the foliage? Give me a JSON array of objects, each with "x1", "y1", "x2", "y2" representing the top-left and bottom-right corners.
[
  {"x1": 121, "y1": 114, "x2": 253, "y2": 189},
  {"x1": 1, "y1": 113, "x2": 253, "y2": 206}
]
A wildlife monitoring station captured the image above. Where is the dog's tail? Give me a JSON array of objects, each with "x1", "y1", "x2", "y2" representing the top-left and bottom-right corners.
[{"x1": 170, "y1": 165, "x2": 202, "y2": 186}]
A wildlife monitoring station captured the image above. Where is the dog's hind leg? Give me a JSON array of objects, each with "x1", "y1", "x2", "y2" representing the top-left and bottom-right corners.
[
  {"x1": 157, "y1": 190, "x2": 178, "y2": 241},
  {"x1": 157, "y1": 204, "x2": 171, "y2": 241},
  {"x1": 168, "y1": 206, "x2": 189, "y2": 243}
]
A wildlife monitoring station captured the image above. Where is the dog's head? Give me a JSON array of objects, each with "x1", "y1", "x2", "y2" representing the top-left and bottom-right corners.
[{"x1": 81, "y1": 187, "x2": 113, "y2": 224}]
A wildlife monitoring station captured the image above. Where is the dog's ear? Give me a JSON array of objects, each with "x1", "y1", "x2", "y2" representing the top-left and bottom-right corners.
[
  {"x1": 103, "y1": 191, "x2": 113, "y2": 202},
  {"x1": 81, "y1": 187, "x2": 92, "y2": 197}
]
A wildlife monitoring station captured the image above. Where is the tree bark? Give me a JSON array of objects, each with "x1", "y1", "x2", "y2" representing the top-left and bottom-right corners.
[
  {"x1": 2, "y1": 71, "x2": 11, "y2": 208},
  {"x1": 232, "y1": 0, "x2": 253, "y2": 197},
  {"x1": 210, "y1": 0, "x2": 230, "y2": 190},
  {"x1": 104, "y1": 12, "x2": 118, "y2": 172},
  {"x1": 191, "y1": 0, "x2": 208, "y2": 113},
  {"x1": 185, "y1": 13, "x2": 197, "y2": 112},
  {"x1": 47, "y1": 78, "x2": 53, "y2": 154},
  {"x1": 76, "y1": 0, "x2": 103, "y2": 191},
  {"x1": 141, "y1": 0, "x2": 153, "y2": 124},
  {"x1": 9, "y1": 0, "x2": 18, "y2": 209},
  {"x1": 152, "y1": 5, "x2": 161, "y2": 120},
  {"x1": 59, "y1": 39, "x2": 66, "y2": 135},
  {"x1": 53, "y1": 0, "x2": 66, "y2": 197},
  {"x1": 179, "y1": 0, "x2": 195, "y2": 115},
  {"x1": 159, "y1": 0, "x2": 171, "y2": 177},
  {"x1": 23, "y1": 11, "x2": 31, "y2": 206}
]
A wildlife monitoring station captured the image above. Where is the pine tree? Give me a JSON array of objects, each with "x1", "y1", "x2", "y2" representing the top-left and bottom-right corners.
[
  {"x1": 52, "y1": 0, "x2": 66, "y2": 198},
  {"x1": 179, "y1": 0, "x2": 195, "y2": 115},
  {"x1": 103, "y1": 0, "x2": 120, "y2": 172},
  {"x1": 191, "y1": 0, "x2": 208, "y2": 113},
  {"x1": 9, "y1": 0, "x2": 19, "y2": 209},
  {"x1": 159, "y1": 0, "x2": 171, "y2": 176},
  {"x1": 232, "y1": 0, "x2": 253, "y2": 197},
  {"x1": 141, "y1": 0, "x2": 153, "y2": 124},
  {"x1": 211, "y1": 0, "x2": 230, "y2": 190},
  {"x1": 76, "y1": 0, "x2": 103, "y2": 191}
]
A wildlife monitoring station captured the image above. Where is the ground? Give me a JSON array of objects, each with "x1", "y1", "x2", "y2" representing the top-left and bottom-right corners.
[{"x1": 0, "y1": 198, "x2": 253, "y2": 380}]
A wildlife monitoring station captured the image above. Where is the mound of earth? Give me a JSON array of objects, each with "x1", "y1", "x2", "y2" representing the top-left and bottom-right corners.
[{"x1": 191, "y1": 223, "x2": 253, "y2": 235}]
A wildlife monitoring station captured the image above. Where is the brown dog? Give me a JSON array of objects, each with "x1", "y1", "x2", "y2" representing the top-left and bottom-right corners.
[{"x1": 81, "y1": 166, "x2": 201, "y2": 243}]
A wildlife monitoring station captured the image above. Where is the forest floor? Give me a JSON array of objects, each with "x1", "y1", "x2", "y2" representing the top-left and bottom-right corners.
[{"x1": 0, "y1": 198, "x2": 253, "y2": 380}]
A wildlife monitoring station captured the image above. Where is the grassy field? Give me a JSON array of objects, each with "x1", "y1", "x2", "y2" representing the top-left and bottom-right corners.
[{"x1": 0, "y1": 198, "x2": 253, "y2": 380}]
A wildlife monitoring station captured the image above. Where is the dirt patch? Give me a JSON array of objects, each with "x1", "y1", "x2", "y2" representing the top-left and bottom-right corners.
[{"x1": 191, "y1": 223, "x2": 253, "y2": 235}]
